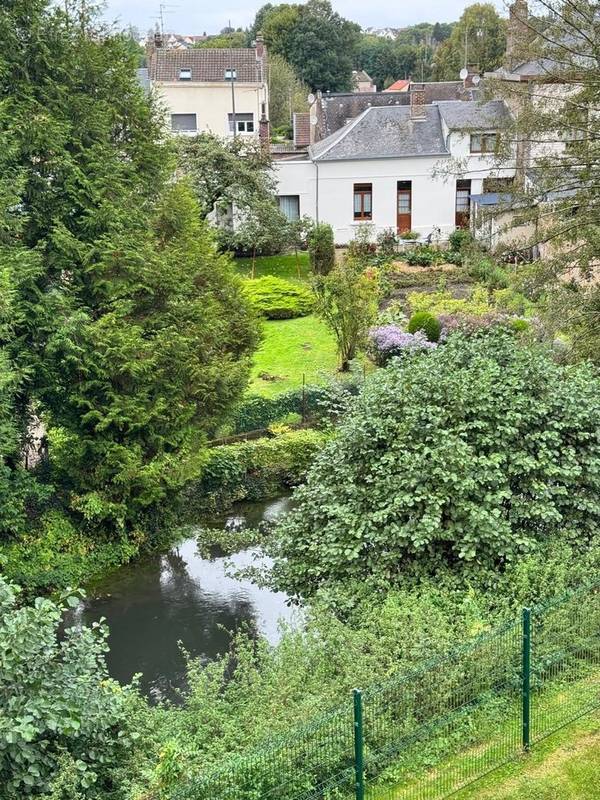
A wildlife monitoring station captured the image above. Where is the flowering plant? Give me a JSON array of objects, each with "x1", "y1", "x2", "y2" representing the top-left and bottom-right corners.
[{"x1": 368, "y1": 325, "x2": 436, "y2": 365}]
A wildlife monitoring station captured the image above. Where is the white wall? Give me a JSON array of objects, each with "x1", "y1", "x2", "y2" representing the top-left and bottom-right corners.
[
  {"x1": 156, "y1": 82, "x2": 268, "y2": 138},
  {"x1": 275, "y1": 154, "x2": 516, "y2": 245}
]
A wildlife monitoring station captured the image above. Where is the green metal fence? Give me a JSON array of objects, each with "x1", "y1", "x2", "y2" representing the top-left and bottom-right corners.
[{"x1": 172, "y1": 581, "x2": 600, "y2": 800}]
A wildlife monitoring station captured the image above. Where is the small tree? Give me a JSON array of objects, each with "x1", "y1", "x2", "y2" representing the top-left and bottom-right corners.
[
  {"x1": 307, "y1": 222, "x2": 335, "y2": 276},
  {"x1": 286, "y1": 215, "x2": 312, "y2": 277},
  {"x1": 234, "y1": 199, "x2": 288, "y2": 276},
  {"x1": 313, "y1": 256, "x2": 379, "y2": 371}
]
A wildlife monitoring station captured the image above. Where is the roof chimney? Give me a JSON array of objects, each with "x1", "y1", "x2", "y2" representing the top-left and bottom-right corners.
[
  {"x1": 259, "y1": 101, "x2": 270, "y2": 151},
  {"x1": 255, "y1": 32, "x2": 265, "y2": 60},
  {"x1": 506, "y1": 0, "x2": 529, "y2": 71},
  {"x1": 410, "y1": 85, "x2": 426, "y2": 119}
]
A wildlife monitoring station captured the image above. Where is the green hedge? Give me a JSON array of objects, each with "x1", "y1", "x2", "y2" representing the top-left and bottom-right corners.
[
  {"x1": 226, "y1": 382, "x2": 360, "y2": 434},
  {"x1": 243, "y1": 276, "x2": 314, "y2": 319},
  {"x1": 186, "y1": 429, "x2": 329, "y2": 513}
]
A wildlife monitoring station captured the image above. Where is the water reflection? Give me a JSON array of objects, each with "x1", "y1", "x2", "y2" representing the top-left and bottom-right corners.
[{"x1": 71, "y1": 496, "x2": 296, "y2": 702}]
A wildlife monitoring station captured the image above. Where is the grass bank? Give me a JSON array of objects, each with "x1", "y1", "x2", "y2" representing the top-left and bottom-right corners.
[
  {"x1": 456, "y1": 714, "x2": 600, "y2": 800},
  {"x1": 235, "y1": 252, "x2": 311, "y2": 282},
  {"x1": 249, "y1": 315, "x2": 339, "y2": 397}
]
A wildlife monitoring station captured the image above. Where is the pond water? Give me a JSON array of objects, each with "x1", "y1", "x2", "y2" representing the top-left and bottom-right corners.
[{"x1": 70, "y1": 496, "x2": 297, "y2": 702}]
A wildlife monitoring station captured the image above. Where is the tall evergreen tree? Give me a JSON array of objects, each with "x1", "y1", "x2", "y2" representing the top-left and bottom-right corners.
[{"x1": 0, "y1": 0, "x2": 259, "y2": 532}]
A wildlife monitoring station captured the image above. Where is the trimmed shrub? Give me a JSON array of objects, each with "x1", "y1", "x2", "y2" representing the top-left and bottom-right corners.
[
  {"x1": 308, "y1": 223, "x2": 335, "y2": 275},
  {"x1": 407, "y1": 311, "x2": 442, "y2": 342},
  {"x1": 242, "y1": 276, "x2": 314, "y2": 319}
]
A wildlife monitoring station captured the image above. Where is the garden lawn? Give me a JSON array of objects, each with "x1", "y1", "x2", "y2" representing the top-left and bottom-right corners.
[
  {"x1": 235, "y1": 252, "x2": 311, "y2": 282},
  {"x1": 249, "y1": 315, "x2": 338, "y2": 397},
  {"x1": 455, "y1": 714, "x2": 600, "y2": 800}
]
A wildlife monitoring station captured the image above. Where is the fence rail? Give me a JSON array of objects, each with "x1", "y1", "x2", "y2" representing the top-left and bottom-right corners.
[{"x1": 172, "y1": 580, "x2": 600, "y2": 800}]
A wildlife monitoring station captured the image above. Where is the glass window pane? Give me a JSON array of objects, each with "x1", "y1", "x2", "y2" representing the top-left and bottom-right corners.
[
  {"x1": 278, "y1": 195, "x2": 300, "y2": 221},
  {"x1": 363, "y1": 193, "x2": 372, "y2": 213},
  {"x1": 354, "y1": 194, "x2": 362, "y2": 214},
  {"x1": 171, "y1": 114, "x2": 197, "y2": 131},
  {"x1": 471, "y1": 134, "x2": 482, "y2": 152}
]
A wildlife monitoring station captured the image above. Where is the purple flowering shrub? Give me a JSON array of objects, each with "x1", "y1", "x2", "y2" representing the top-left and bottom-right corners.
[{"x1": 368, "y1": 325, "x2": 437, "y2": 365}]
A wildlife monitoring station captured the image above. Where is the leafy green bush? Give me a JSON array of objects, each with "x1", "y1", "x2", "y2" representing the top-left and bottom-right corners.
[
  {"x1": 404, "y1": 246, "x2": 444, "y2": 267},
  {"x1": 0, "y1": 577, "x2": 147, "y2": 798},
  {"x1": 399, "y1": 230, "x2": 420, "y2": 241},
  {"x1": 242, "y1": 276, "x2": 314, "y2": 319},
  {"x1": 448, "y1": 229, "x2": 473, "y2": 252},
  {"x1": 186, "y1": 429, "x2": 328, "y2": 512},
  {"x1": 0, "y1": 511, "x2": 142, "y2": 593},
  {"x1": 308, "y1": 223, "x2": 335, "y2": 275},
  {"x1": 510, "y1": 318, "x2": 531, "y2": 333},
  {"x1": 407, "y1": 311, "x2": 442, "y2": 343},
  {"x1": 271, "y1": 331, "x2": 600, "y2": 597}
]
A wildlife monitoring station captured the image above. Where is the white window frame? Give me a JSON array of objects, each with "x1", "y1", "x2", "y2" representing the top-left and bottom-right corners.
[
  {"x1": 228, "y1": 113, "x2": 255, "y2": 135},
  {"x1": 179, "y1": 68, "x2": 192, "y2": 81}
]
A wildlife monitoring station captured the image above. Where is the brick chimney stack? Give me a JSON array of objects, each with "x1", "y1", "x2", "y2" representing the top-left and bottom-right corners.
[
  {"x1": 255, "y1": 32, "x2": 265, "y2": 60},
  {"x1": 259, "y1": 101, "x2": 270, "y2": 151},
  {"x1": 410, "y1": 85, "x2": 426, "y2": 119},
  {"x1": 506, "y1": 0, "x2": 529, "y2": 70}
]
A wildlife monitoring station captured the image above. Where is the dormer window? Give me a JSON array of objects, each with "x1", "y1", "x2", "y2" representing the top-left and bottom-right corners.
[
  {"x1": 224, "y1": 68, "x2": 237, "y2": 81},
  {"x1": 179, "y1": 68, "x2": 192, "y2": 80},
  {"x1": 470, "y1": 133, "x2": 497, "y2": 154}
]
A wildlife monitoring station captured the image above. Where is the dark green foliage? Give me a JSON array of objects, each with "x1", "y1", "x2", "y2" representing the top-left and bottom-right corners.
[
  {"x1": 407, "y1": 311, "x2": 442, "y2": 342},
  {"x1": 376, "y1": 228, "x2": 398, "y2": 260},
  {"x1": 271, "y1": 332, "x2": 600, "y2": 598},
  {"x1": 308, "y1": 223, "x2": 335, "y2": 275},
  {"x1": 243, "y1": 276, "x2": 314, "y2": 319},
  {"x1": 185, "y1": 429, "x2": 328, "y2": 513},
  {"x1": 432, "y1": 3, "x2": 506, "y2": 80},
  {"x1": 0, "y1": 1, "x2": 259, "y2": 543},
  {"x1": 405, "y1": 246, "x2": 444, "y2": 267},
  {"x1": 254, "y1": 0, "x2": 361, "y2": 91}
]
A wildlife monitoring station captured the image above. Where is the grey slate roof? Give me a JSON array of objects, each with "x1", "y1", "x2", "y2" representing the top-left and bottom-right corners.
[
  {"x1": 316, "y1": 82, "x2": 480, "y2": 139},
  {"x1": 437, "y1": 100, "x2": 512, "y2": 131},
  {"x1": 149, "y1": 48, "x2": 265, "y2": 83},
  {"x1": 310, "y1": 105, "x2": 448, "y2": 162}
]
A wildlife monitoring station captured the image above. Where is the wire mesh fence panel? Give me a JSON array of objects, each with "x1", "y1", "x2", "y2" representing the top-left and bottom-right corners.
[
  {"x1": 168, "y1": 581, "x2": 600, "y2": 800},
  {"x1": 531, "y1": 583, "x2": 600, "y2": 743},
  {"x1": 361, "y1": 621, "x2": 522, "y2": 800},
  {"x1": 171, "y1": 701, "x2": 355, "y2": 800}
]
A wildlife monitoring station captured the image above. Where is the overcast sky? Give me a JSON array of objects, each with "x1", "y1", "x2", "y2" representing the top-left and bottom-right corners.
[{"x1": 100, "y1": 0, "x2": 506, "y2": 37}]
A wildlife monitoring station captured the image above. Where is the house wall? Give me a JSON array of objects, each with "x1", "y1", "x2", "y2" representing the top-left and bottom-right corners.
[
  {"x1": 276, "y1": 153, "x2": 515, "y2": 245},
  {"x1": 156, "y1": 82, "x2": 268, "y2": 138}
]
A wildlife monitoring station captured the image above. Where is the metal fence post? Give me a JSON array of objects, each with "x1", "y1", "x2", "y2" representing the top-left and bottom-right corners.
[
  {"x1": 353, "y1": 688, "x2": 365, "y2": 800},
  {"x1": 522, "y1": 607, "x2": 531, "y2": 751}
]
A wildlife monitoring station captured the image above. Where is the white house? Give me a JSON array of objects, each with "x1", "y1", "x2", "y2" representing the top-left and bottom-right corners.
[
  {"x1": 275, "y1": 91, "x2": 516, "y2": 244},
  {"x1": 146, "y1": 33, "x2": 270, "y2": 141}
]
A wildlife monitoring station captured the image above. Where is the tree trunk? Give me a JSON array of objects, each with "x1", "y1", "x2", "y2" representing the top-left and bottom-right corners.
[{"x1": 252, "y1": 247, "x2": 256, "y2": 279}]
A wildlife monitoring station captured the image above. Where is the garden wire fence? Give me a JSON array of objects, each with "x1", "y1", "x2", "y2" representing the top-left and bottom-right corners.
[{"x1": 171, "y1": 580, "x2": 600, "y2": 800}]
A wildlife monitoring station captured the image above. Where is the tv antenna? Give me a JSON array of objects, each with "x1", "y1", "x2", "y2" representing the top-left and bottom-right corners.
[{"x1": 156, "y1": 3, "x2": 178, "y2": 38}]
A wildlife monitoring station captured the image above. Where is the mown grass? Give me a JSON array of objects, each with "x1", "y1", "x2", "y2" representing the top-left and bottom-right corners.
[
  {"x1": 456, "y1": 714, "x2": 600, "y2": 800},
  {"x1": 235, "y1": 252, "x2": 311, "y2": 282},
  {"x1": 249, "y1": 315, "x2": 338, "y2": 398}
]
